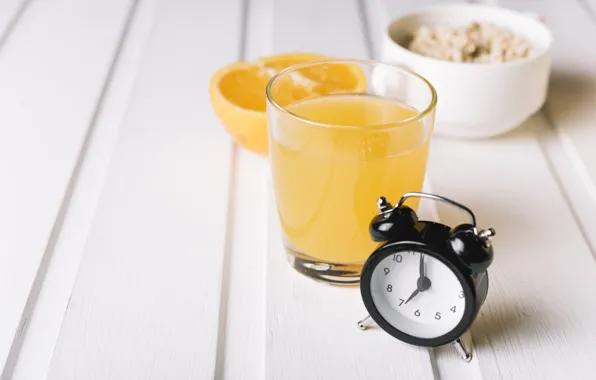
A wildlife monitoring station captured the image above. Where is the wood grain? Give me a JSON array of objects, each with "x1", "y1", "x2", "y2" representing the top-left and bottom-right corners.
[
  {"x1": 0, "y1": 0, "x2": 134, "y2": 375},
  {"x1": 44, "y1": 0, "x2": 242, "y2": 378}
]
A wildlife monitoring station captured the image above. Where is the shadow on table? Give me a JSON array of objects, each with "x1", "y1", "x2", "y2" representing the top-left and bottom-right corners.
[
  {"x1": 506, "y1": 69, "x2": 594, "y2": 136},
  {"x1": 434, "y1": 69, "x2": 596, "y2": 142},
  {"x1": 471, "y1": 301, "x2": 542, "y2": 350}
]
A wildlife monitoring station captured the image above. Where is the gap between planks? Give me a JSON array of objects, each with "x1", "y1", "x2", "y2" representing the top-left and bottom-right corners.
[
  {"x1": 264, "y1": 1, "x2": 434, "y2": 379},
  {"x1": 214, "y1": 0, "x2": 272, "y2": 378},
  {"x1": 213, "y1": 0, "x2": 249, "y2": 373},
  {"x1": 361, "y1": 0, "x2": 483, "y2": 379},
  {"x1": 44, "y1": 0, "x2": 243, "y2": 378},
  {"x1": 493, "y1": 0, "x2": 596, "y2": 257},
  {"x1": 212, "y1": 0, "x2": 248, "y2": 370},
  {"x1": 0, "y1": 0, "x2": 139, "y2": 377},
  {"x1": 0, "y1": 0, "x2": 31, "y2": 51},
  {"x1": 10, "y1": 0, "x2": 159, "y2": 379},
  {"x1": 365, "y1": 0, "x2": 596, "y2": 379}
]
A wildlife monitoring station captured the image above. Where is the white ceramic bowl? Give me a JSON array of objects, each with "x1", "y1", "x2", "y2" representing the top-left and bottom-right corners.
[{"x1": 381, "y1": 4, "x2": 552, "y2": 139}]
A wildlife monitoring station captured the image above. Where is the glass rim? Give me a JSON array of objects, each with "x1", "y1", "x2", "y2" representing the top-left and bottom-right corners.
[{"x1": 265, "y1": 58, "x2": 438, "y2": 130}]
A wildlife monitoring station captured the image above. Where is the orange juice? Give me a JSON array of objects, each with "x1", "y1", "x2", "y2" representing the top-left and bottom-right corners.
[{"x1": 270, "y1": 94, "x2": 431, "y2": 264}]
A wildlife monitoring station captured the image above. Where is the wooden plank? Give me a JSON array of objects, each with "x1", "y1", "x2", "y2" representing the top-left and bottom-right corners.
[
  {"x1": 217, "y1": 0, "x2": 272, "y2": 378},
  {"x1": 265, "y1": 0, "x2": 434, "y2": 379},
  {"x1": 0, "y1": 0, "x2": 135, "y2": 375},
  {"x1": 272, "y1": 0, "x2": 368, "y2": 58},
  {"x1": 496, "y1": 0, "x2": 596, "y2": 252},
  {"x1": 44, "y1": 0, "x2": 242, "y2": 378},
  {"x1": 367, "y1": 1, "x2": 483, "y2": 379},
  {"x1": 10, "y1": 0, "x2": 159, "y2": 379},
  {"x1": 218, "y1": 149, "x2": 268, "y2": 380},
  {"x1": 536, "y1": 118, "x2": 596, "y2": 262},
  {"x1": 267, "y1": 197, "x2": 434, "y2": 380},
  {"x1": 368, "y1": 2, "x2": 595, "y2": 379},
  {"x1": 428, "y1": 119, "x2": 596, "y2": 380},
  {"x1": 415, "y1": 187, "x2": 484, "y2": 380},
  {"x1": 377, "y1": 2, "x2": 596, "y2": 380},
  {"x1": 464, "y1": 3, "x2": 596, "y2": 378}
]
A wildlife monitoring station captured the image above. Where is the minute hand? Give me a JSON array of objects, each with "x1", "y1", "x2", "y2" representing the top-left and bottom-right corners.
[{"x1": 405, "y1": 254, "x2": 428, "y2": 305}]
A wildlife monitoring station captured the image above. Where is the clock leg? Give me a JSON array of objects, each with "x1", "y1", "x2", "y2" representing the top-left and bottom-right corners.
[
  {"x1": 357, "y1": 315, "x2": 375, "y2": 331},
  {"x1": 453, "y1": 337, "x2": 473, "y2": 362}
]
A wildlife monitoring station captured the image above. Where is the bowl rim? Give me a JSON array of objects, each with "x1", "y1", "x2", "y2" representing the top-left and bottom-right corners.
[{"x1": 385, "y1": 3, "x2": 553, "y2": 69}]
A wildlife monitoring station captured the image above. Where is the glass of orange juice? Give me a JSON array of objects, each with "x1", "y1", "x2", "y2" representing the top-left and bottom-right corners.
[{"x1": 266, "y1": 59, "x2": 437, "y2": 285}]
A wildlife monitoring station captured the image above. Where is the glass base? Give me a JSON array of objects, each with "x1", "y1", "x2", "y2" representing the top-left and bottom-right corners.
[{"x1": 285, "y1": 248, "x2": 363, "y2": 286}]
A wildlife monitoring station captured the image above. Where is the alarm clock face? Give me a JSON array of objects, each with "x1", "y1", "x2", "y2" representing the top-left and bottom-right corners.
[{"x1": 363, "y1": 245, "x2": 476, "y2": 345}]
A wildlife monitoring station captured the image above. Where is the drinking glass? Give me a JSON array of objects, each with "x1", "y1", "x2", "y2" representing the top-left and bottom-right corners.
[{"x1": 266, "y1": 59, "x2": 437, "y2": 285}]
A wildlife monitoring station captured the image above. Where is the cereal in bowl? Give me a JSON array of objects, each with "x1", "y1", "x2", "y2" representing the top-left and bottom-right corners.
[{"x1": 408, "y1": 22, "x2": 533, "y2": 63}]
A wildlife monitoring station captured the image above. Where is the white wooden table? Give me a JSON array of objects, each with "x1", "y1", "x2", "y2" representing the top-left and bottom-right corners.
[{"x1": 2, "y1": 0, "x2": 596, "y2": 379}]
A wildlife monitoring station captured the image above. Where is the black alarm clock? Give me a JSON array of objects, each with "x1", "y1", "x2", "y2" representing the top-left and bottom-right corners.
[{"x1": 357, "y1": 192, "x2": 495, "y2": 362}]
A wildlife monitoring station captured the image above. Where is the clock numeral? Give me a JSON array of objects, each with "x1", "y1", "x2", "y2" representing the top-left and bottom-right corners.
[
  {"x1": 398, "y1": 298, "x2": 404, "y2": 306},
  {"x1": 414, "y1": 309, "x2": 420, "y2": 317},
  {"x1": 393, "y1": 254, "x2": 403, "y2": 263},
  {"x1": 435, "y1": 312, "x2": 442, "y2": 320},
  {"x1": 458, "y1": 291, "x2": 464, "y2": 299},
  {"x1": 384, "y1": 268, "x2": 390, "y2": 275},
  {"x1": 450, "y1": 306, "x2": 457, "y2": 313},
  {"x1": 386, "y1": 285, "x2": 393, "y2": 292}
]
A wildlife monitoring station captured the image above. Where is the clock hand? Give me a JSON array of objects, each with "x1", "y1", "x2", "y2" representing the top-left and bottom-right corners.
[
  {"x1": 404, "y1": 288, "x2": 420, "y2": 305},
  {"x1": 404, "y1": 254, "x2": 427, "y2": 305},
  {"x1": 404, "y1": 253, "x2": 431, "y2": 305},
  {"x1": 417, "y1": 253, "x2": 432, "y2": 292}
]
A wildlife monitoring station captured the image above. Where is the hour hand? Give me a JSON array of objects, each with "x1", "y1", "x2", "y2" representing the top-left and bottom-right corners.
[{"x1": 404, "y1": 288, "x2": 420, "y2": 305}]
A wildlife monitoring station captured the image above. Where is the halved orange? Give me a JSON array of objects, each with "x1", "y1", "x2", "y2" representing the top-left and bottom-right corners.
[{"x1": 209, "y1": 53, "x2": 367, "y2": 155}]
